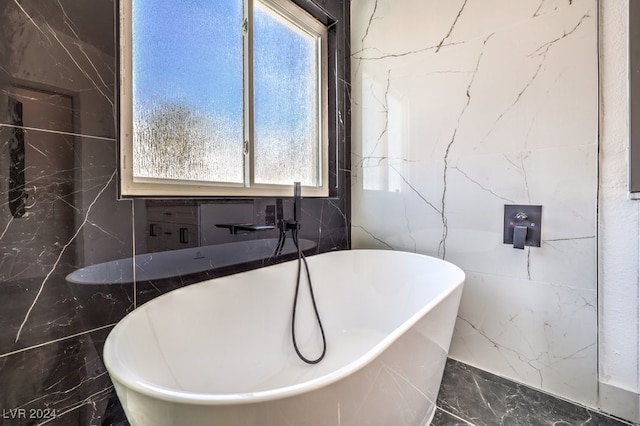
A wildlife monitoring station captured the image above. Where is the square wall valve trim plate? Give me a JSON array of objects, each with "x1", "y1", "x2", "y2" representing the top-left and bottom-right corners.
[{"x1": 503, "y1": 205, "x2": 542, "y2": 249}]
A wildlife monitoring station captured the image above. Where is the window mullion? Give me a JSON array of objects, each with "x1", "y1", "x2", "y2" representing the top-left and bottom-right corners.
[{"x1": 243, "y1": 0, "x2": 255, "y2": 188}]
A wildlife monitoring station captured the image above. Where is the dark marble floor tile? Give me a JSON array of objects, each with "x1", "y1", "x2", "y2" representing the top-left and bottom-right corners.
[
  {"x1": 437, "y1": 359, "x2": 633, "y2": 426},
  {"x1": 432, "y1": 408, "x2": 473, "y2": 426}
]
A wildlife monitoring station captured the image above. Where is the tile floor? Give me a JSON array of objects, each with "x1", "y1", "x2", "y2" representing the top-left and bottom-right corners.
[{"x1": 434, "y1": 359, "x2": 636, "y2": 426}]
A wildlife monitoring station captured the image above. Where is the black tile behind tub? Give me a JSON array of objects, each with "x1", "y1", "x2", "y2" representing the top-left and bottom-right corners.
[
  {"x1": 133, "y1": 195, "x2": 350, "y2": 305},
  {"x1": 0, "y1": 327, "x2": 127, "y2": 426},
  {"x1": 299, "y1": 196, "x2": 350, "y2": 253},
  {"x1": 437, "y1": 359, "x2": 632, "y2": 426}
]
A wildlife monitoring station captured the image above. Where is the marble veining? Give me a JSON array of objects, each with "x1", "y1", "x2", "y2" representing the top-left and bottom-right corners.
[
  {"x1": 0, "y1": 327, "x2": 127, "y2": 425},
  {"x1": 0, "y1": 0, "x2": 350, "y2": 423},
  {"x1": 14, "y1": 170, "x2": 117, "y2": 344},
  {"x1": 434, "y1": 359, "x2": 633, "y2": 426},
  {"x1": 351, "y1": 0, "x2": 599, "y2": 408}
]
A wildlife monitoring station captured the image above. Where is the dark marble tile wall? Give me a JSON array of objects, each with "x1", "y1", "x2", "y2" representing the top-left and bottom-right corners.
[
  {"x1": 0, "y1": 0, "x2": 134, "y2": 422},
  {"x1": 0, "y1": 0, "x2": 350, "y2": 424},
  {"x1": 434, "y1": 359, "x2": 635, "y2": 426}
]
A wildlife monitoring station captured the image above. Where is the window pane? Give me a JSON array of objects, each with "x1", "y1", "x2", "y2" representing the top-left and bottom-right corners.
[
  {"x1": 253, "y1": 2, "x2": 320, "y2": 186},
  {"x1": 132, "y1": 0, "x2": 244, "y2": 183}
]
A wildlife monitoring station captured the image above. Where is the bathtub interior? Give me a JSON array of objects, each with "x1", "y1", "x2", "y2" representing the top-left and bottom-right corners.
[{"x1": 104, "y1": 249, "x2": 464, "y2": 402}]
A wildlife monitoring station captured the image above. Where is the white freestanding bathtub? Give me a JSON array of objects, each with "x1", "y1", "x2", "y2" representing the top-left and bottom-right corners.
[{"x1": 103, "y1": 249, "x2": 465, "y2": 425}]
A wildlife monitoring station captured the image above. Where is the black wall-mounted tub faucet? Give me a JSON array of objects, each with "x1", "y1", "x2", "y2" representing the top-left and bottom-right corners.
[{"x1": 272, "y1": 182, "x2": 303, "y2": 258}]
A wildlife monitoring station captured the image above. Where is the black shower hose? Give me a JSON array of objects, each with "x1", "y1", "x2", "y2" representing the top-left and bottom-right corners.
[{"x1": 291, "y1": 227, "x2": 326, "y2": 364}]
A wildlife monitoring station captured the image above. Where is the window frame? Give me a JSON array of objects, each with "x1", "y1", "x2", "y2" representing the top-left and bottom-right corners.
[{"x1": 118, "y1": 0, "x2": 329, "y2": 198}]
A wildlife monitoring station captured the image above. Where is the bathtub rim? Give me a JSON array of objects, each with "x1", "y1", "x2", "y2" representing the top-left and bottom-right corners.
[
  {"x1": 103, "y1": 249, "x2": 465, "y2": 406},
  {"x1": 66, "y1": 238, "x2": 317, "y2": 285}
]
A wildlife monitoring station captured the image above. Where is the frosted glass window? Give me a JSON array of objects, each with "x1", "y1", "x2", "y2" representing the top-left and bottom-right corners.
[
  {"x1": 253, "y1": 2, "x2": 320, "y2": 186},
  {"x1": 120, "y1": 0, "x2": 328, "y2": 197},
  {"x1": 132, "y1": 0, "x2": 244, "y2": 183}
]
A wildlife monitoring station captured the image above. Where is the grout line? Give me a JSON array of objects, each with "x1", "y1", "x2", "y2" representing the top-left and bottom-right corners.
[
  {"x1": 458, "y1": 268, "x2": 595, "y2": 291},
  {"x1": 595, "y1": 0, "x2": 603, "y2": 417},
  {"x1": 132, "y1": 201, "x2": 137, "y2": 309},
  {"x1": 0, "y1": 323, "x2": 116, "y2": 360},
  {"x1": 436, "y1": 406, "x2": 476, "y2": 425},
  {"x1": 37, "y1": 386, "x2": 115, "y2": 425},
  {"x1": 0, "y1": 123, "x2": 116, "y2": 142}
]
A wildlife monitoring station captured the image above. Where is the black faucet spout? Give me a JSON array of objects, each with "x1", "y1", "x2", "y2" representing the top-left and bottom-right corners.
[{"x1": 214, "y1": 223, "x2": 275, "y2": 235}]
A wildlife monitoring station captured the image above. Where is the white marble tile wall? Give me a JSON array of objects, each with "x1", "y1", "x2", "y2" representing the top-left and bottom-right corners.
[{"x1": 351, "y1": 0, "x2": 599, "y2": 407}]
